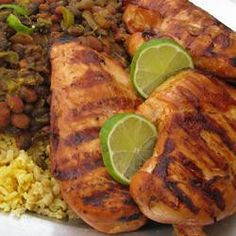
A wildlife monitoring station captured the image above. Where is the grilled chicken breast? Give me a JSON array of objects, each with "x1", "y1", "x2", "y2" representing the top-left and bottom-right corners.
[
  {"x1": 123, "y1": 0, "x2": 236, "y2": 82},
  {"x1": 50, "y1": 42, "x2": 146, "y2": 233},
  {"x1": 132, "y1": 70, "x2": 236, "y2": 235}
]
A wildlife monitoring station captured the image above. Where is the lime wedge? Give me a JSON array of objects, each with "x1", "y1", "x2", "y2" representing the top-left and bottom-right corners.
[
  {"x1": 131, "y1": 39, "x2": 194, "y2": 98},
  {"x1": 100, "y1": 113, "x2": 157, "y2": 185}
]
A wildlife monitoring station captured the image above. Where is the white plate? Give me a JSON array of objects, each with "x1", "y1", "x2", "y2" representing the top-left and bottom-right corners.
[{"x1": 1, "y1": 1, "x2": 236, "y2": 235}]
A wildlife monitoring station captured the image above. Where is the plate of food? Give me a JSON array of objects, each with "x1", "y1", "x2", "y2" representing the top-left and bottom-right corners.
[{"x1": 0, "y1": 0, "x2": 236, "y2": 236}]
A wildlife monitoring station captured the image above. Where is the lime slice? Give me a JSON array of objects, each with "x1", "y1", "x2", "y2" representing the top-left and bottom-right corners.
[
  {"x1": 100, "y1": 113, "x2": 157, "y2": 185},
  {"x1": 131, "y1": 39, "x2": 194, "y2": 98}
]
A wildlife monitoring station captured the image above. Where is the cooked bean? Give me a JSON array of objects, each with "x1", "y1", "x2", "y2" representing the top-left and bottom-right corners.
[
  {"x1": 51, "y1": 14, "x2": 60, "y2": 23},
  {"x1": 68, "y1": 25, "x2": 84, "y2": 36},
  {"x1": 39, "y1": 3, "x2": 49, "y2": 11},
  {"x1": 19, "y1": 86, "x2": 38, "y2": 103},
  {"x1": 55, "y1": 6, "x2": 63, "y2": 14},
  {"x1": 10, "y1": 32, "x2": 34, "y2": 44},
  {"x1": 0, "y1": 0, "x2": 127, "y2": 147},
  {"x1": 0, "y1": 102, "x2": 10, "y2": 128},
  {"x1": 11, "y1": 113, "x2": 30, "y2": 129},
  {"x1": 7, "y1": 95, "x2": 24, "y2": 113},
  {"x1": 19, "y1": 59, "x2": 28, "y2": 69},
  {"x1": 11, "y1": 43, "x2": 25, "y2": 57}
]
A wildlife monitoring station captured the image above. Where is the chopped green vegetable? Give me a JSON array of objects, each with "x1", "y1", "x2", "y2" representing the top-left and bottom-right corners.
[
  {"x1": 6, "y1": 14, "x2": 34, "y2": 34},
  {"x1": 82, "y1": 10, "x2": 98, "y2": 31},
  {"x1": 61, "y1": 7, "x2": 74, "y2": 29},
  {"x1": 75, "y1": 0, "x2": 94, "y2": 10},
  {"x1": 37, "y1": 17, "x2": 52, "y2": 28},
  {"x1": 0, "y1": 4, "x2": 28, "y2": 16},
  {"x1": 0, "y1": 51, "x2": 19, "y2": 64}
]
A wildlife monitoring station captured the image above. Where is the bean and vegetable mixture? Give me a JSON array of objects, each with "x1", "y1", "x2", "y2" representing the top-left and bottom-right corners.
[
  {"x1": 0, "y1": 0, "x2": 128, "y2": 150},
  {"x1": 0, "y1": 0, "x2": 128, "y2": 219}
]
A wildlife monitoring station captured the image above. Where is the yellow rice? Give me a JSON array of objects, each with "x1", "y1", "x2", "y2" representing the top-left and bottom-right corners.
[{"x1": 0, "y1": 133, "x2": 73, "y2": 220}]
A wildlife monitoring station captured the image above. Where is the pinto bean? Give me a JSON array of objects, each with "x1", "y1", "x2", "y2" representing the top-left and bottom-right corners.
[
  {"x1": 11, "y1": 113, "x2": 30, "y2": 129},
  {"x1": 19, "y1": 86, "x2": 38, "y2": 103},
  {"x1": 7, "y1": 95, "x2": 24, "y2": 113}
]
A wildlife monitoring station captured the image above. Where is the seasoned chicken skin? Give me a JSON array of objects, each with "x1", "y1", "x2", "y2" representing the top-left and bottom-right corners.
[
  {"x1": 132, "y1": 70, "x2": 236, "y2": 235},
  {"x1": 123, "y1": 0, "x2": 236, "y2": 82},
  {"x1": 50, "y1": 42, "x2": 146, "y2": 234}
]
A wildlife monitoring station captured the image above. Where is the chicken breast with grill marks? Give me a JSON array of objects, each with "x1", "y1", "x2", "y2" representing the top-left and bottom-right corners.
[
  {"x1": 132, "y1": 70, "x2": 236, "y2": 235},
  {"x1": 50, "y1": 42, "x2": 147, "y2": 234},
  {"x1": 123, "y1": 0, "x2": 236, "y2": 82}
]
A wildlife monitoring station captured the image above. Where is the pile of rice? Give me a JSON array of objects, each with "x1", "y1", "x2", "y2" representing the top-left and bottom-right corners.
[{"x1": 0, "y1": 133, "x2": 74, "y2": 220}]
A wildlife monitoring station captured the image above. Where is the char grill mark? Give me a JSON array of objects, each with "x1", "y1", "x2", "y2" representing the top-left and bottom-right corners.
[
  {"x1": 176, "y1": 85, "x2": 201, "y2": 109},
  {"x1": 177, "y1": 152, "x2": 204, "y2": 179},
  {"x1": 171, "y1": 113, "x2": 231, "y2": 170},
  {"x1": 70, "y1": 49, "x2": 104, "y2": 64},
  {"x1": 231, "y1": 57, "x2": 236, "y2": 67},
  {"x1": 153, "y1": 139, "x2": 200, "y2": 214},
  {"x1": 174, "y1": 112, "x2": 236, "y2": 154},
  {"x1": 178, "y1": 152, "x2": 226, "y2": 211},
  {"x1": 153, "y1": 138, "x2": 175, "y2": 178},
  {"x1": 186, "y1": 75, "x2": 236, "y2": 111},
  {"x1": 119, "y1": 213, "x2": 142, "y2": 222},
  {"x1": 154, "y1": 155, "x2": 172, "y2": 179},
  {"x1": 224, "y1": 116, "x2": 236, "y2": 131},
  {"x1": 167, "y1": 181, "x2": 200, "y2": 214},
  {"x1": 71, "y1": 70, "x2": 112, "y2": 89},
  {"x1": 72, "y1": 97, "x2": 139, "y2": 118},
  {"x1": 64, "y1": 127, "x2": 100, "y2": 146},
  {"x1": 53, "y1": 152, "x2": 103, "y2": 180},
  {"x1": 82, "y1": 191, "x2": 110, "y2": 207},
  {"x1": 191, "y1": 177, "x2": 226, "y2": 211}
]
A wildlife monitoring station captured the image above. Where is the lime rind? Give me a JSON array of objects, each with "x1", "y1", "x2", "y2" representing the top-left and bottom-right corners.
[
  {"x1": 100, "y1": 113, "x2": 157, "y2": 185},
  {"x1": 131, "y1": 38, "x2": 194, "y2": 99}
]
